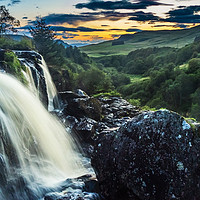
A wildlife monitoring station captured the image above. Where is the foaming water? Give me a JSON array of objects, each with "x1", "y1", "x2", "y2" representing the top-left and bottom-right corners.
[
  {"x1": 0, "y1": 73, "x2": 86, "y2": 199},
  {"x1": 38, "y1": 56, "x2": 59, "y2": 111},
  {"x1": 22, "y1": 65, "x2": 39, "y2": 96}
]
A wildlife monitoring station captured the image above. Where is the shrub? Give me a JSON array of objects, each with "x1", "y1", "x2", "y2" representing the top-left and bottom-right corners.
[{"x1": 76, "y1": 68, "x2": 114, "y2": 94}]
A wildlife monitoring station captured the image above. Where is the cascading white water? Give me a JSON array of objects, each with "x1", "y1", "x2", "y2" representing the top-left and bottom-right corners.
[
  {"x1": 38, "y1": 56, "x2": 59, "y2": 111},
  {"x1": 0, "y1": 73, "x2": 86, "y2": 199},
  {"x1": 14, "y1": 50, "x2": 59, "y2": 111},
  {"x1": 22, "y1": 64, "x2": 39, "y2": 97}
]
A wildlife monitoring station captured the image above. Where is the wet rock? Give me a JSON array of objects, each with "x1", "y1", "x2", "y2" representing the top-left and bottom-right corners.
[
  {"x1": 44, "y1": 175, "x2": 102, "y2": 200},
  {"x1": 58, "y1": 93, "x2": 140, "y2": 145},
  {"x1": 99, "y1": 96, "x2": 140, "y2": 128},
  {"x1": 76, "y1": 89, "x2": 90, "y2": 98},
  {"x1": 66, "y1": 116, "x2": 79, "y2": 129},
  {"x1": 74, "y1": 118, "x2": 97, "y2": 142},
  {"x1": 92, "y1": 110, "x2": 200, "y2": 200},
  {"x1": 0, "y1": 155, "x2": 7, "y2": 187},
  {"x1": 59, "y1": 91, "x2": 83, "y2": 99},
  {"x1": 44, "y1": 191, "x2": 100, "y2": 200},
  {"x1": 61, "y1": 91, "x2": 102, "y2": 121}
]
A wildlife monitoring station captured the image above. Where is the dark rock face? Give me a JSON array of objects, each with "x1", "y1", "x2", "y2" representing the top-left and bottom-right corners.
[
  {"x1": 74, "y1": 117, "x2": 97, "y2": 143},
  {"x1": 60, "y1": 90, "x2": 102, "y2": 121},
  {"x1": 100, "y1": 96, "x2": 139, "y2": 128},
  {"x1": 92, "y1": 110, "x2": 200, "y2": 200},
  {"x1": 59, "y1": 92, "x2": 140, "y2": 144}
]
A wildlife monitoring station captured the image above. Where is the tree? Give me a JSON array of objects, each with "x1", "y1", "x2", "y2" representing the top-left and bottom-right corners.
[
  {"x1": 76, "y1": 68, "x2": 113, "y2": 94},
  {"x1": 29, "y1": 18, "x2": 56, "y2": 56},
  {"x1": 190, "y1": 88, "x2": 200, "y2": 120},
  {"x1": 0, "y1": 5, "x2": 20, "y2": 35},
  {"x1": 29, "y1": 18, "x2": 68, "y2": 66},
  {"x1": 188, "y1": 58, "x2": 200, "y2": 73}
]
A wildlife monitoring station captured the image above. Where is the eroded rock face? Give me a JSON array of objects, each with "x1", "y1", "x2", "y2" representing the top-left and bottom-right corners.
[{"x1": 92, "y1": 110, "x2": 200, "y2": 200}]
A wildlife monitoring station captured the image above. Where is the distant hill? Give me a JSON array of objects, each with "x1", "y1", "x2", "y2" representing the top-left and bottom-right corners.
[
  {"x1": 4, "y1": 34, "x2": 31, "y2": 41},
  {"x1": 81, "y1": 25, "x2": 200, "y2": 57},
  {"x1": 3, "y1": 34, "x2": 71, "y2": 49},
  {"x1": 55, "y1": 40, "x2": 70, "y2": 48}
]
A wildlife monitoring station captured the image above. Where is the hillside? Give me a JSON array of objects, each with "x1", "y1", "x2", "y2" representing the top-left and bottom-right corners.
[{"x1": 81, "y1": 25, "x2": 200, "y2": 57}]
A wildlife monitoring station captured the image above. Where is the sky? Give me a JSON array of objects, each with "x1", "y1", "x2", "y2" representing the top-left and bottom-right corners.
[{"x1": 1, "y1": 0, "x2": 200, "y2": 46}]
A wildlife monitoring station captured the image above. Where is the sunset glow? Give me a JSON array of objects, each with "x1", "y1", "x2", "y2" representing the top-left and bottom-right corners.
[{"x1": 3, "y1": 0, "x2": 200, "y2": 46}]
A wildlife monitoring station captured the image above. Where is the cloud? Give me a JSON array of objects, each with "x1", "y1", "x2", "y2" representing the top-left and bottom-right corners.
[
  {"x1": 43, "y1": 13, "x2": 98, "y2": 26},
  {"x1": 168, "y1": 5, "x2": 200, "y2": 16},
  {"x1": 55, "y1": 32, "x2": 79, "y2": 39},
  {"x1": 35, "y1": 9, "x2": 172, "y2": 27},
  {"x1": 75, "y1": 0, "x2": 171, "y2": 11},
  {"x1": 90, "y1": 35, "x2": 104, "y2": 39},
  {"x1": 173, "y1": 24, "x2": 189, "y2": 28},
  {"x1": 81, "y1": 11, "x2": 128, "y2": 21},
  {"x1": 62, "y1": 34, "x2": 79, "y2": 39},
  {"x1": 81, "y1": 10, "x2": 162, "y2": 22},
  {"x1": 163, "y1": 5, "x2": 200, "y2": 23},
  {"x1": 76, "y1": 26, "x2": 105, "y2": 32},
  {"x1": 50, "y1": 26, "x2": 105, "y2": 32},
  {"x1": 152, "y1": 24, "x2": 189, "y2": 28},
  {"x1": 11, "y1": 0, "x2": 21, "y2": 4},
  {"x1": 123, "y1": 6, "x2": 200, "y2": 24},
  {"x1": 128, "y1": 11, "x2": 160, "y2": 22},
  {"x1": 126, "y1": 28, "x2": 142, "y2": 32},
  {"x1": 19, "y1": 24, "x2": 105, "y2": 32},
  {"x1": 39, "y1": 11, "x2": 142, "y2": 26},
  {"x1": 8, "y1": 0, "x2": 21, "y2": 6}
]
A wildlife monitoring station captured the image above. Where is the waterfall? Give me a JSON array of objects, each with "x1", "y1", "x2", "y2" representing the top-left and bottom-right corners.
[
  {"x1": 38, "y1": 56, "x2": 59, "y2": 111},
  {"x1": 22, "y1": 63, "x2": 39, "y2": 97},
  {"x1": 0, "y1": 73, "x2": 86, "y2": 199},
  {"x1": 14, "y1": 51, "x2": 59, "y2": 111}
]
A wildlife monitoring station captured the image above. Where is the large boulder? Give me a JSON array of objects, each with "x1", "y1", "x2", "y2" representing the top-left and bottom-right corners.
[
  {"x1": 60, "y1": 90, "x2": 102, "y2": 121},
  {"x1": 92, "y1": 110, "x2": 200, "y2": 200}
]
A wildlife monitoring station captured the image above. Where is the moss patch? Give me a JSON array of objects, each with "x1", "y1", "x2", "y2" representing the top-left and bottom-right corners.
[{"x1": 4, "y1": 51, "x2": 27, "y2": 84}]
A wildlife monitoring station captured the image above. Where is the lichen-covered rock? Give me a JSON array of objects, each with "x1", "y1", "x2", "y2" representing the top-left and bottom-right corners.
[
  {"x1": 92, "y1": 110, "x2": 200, "y2": 200},
  {"x1": 99, "y1": 96, "x2": 139, "y2": 128}
]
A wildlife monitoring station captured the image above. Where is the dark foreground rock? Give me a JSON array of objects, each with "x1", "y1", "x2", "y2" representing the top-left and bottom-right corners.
[
  {"x1": 59, "y1": 91, "x2": 140, "y2": 144},
  {"x1": 60, "y1": 90, "x2": 102, "y2": 121},
  {"x1": 92, "y1": 110, "x2": 200, "y2": 200}
]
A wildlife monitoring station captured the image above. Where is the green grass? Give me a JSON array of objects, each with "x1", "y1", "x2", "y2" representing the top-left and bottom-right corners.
[
  {"x1": 93, "y1": 90, "x2": 121, "y2": 98},
  {"x1": 128, "y1": 74, "x2": 150, "y2": 83}
]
